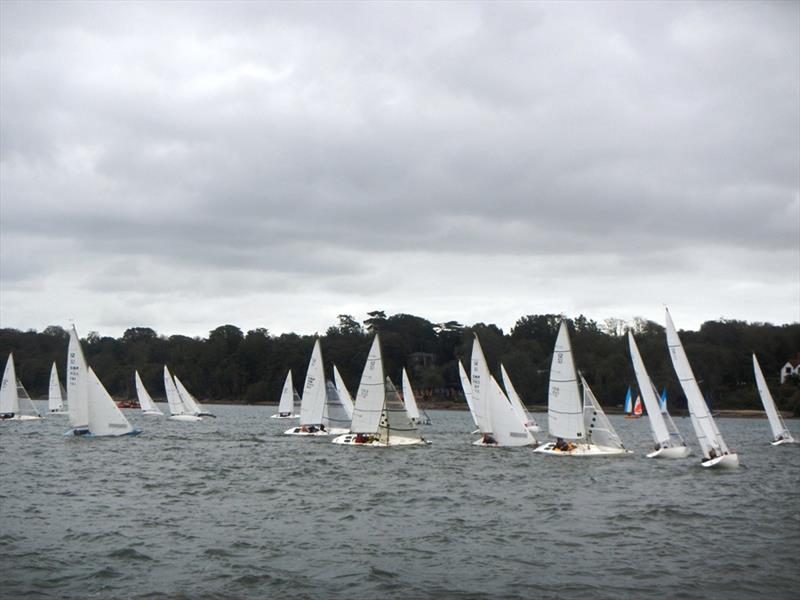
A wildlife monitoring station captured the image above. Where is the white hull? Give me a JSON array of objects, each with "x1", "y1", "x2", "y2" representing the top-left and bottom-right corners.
[
  {"x1": 49, "y1": 410, "x2": 68, "y2": 415},
  {"x1": 169, "y1": 414, "x2": 203, "y2": 422},
  {"x1": 770, "y1": 438, "x2": 797, "y2": 446},
  {"x1": 1, "y1": 414, "x2": 42, "y2": 421},
  {"x1": 331, "y1": 433, "x2": 429, "y2": 447},
  {"x1": 534, "y1": 441, "x2": 632, "y2": 457},
  {"x1": 646, "y1": 445, "x2": 692, "y2": 459},
  {"x1": 701, "y1": 453, "x2": 740, "y2": 469},
  {"x1": 472, "y1": 437, "x2": 536, "y2": 448},
  {"x1": 270, "y1": 413, "x2": 299, "y2": 419},
  {"x1": 284, "y1": 426, "x2": 330, "y2": 436},
  {"x1": 141, "y1": 410, "x2": 163, "y2": 417},
  {"x1": 328, "y1": 427, "x2": 350, "y2": 435}
]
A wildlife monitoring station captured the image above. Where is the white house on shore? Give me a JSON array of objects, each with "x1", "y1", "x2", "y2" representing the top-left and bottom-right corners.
[{"x1": 780, "y1": 354, "x2": 800, "y2": 384}]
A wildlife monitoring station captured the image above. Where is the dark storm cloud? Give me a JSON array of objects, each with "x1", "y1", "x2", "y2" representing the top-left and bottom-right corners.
[{"x1": 1, "y1": 1, "x2": 797, "y2": 334}]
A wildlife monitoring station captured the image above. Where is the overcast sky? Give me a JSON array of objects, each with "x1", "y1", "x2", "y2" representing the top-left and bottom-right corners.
[{"x1": 1, "y1": 1, "x2": 798, "y2": 338}]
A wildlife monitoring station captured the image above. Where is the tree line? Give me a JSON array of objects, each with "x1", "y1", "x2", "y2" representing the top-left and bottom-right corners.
[{"x1": 1, "y1": 311, "x2": 798, "y2": 415}]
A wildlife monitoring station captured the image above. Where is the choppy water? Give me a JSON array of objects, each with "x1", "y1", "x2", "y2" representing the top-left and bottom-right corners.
[{"x1": 1, "y1": 405, "x2": 798, "y2": 600}]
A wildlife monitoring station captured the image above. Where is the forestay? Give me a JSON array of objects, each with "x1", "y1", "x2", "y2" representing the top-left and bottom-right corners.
[
  {"x1": 349, "y1": 335, "x2": 386, "y2": 434},
  {"x1": 665, "y1": 309, "x2": 730, "y2": 458},
  {"x1": 88, "y1": 368, "x2": 134, "y2": 436},
  {"x1": 753, "y1": 354, "x2": 794, "y2": 442},
  {"x1": 548, "y1": 322, "x2": 585, "y2": 440},
  {"x1": 581, "y1": 375, "x2": 625, "y2": 450},
  {"x1": 67, "y1": 326, "x2": 90, "y2": 429}
]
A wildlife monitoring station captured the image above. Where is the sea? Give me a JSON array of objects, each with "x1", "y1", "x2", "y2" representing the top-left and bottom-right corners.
[{"x1": 1, "y1": 405, "x2": 798, "y2": 600}]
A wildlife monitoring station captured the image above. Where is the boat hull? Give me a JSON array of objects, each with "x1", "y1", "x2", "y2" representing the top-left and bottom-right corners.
[
  {"x1": 284, "y1": 427, "x2": 330, "y2": 436},
  {"x1": 197, "y1": 412, "x2": 216, "y2": 418},
  {"x1": 1, "y1": 414, "x2": 42, "y2": 421},
  {"x1": 48, "y1": 410, "x2": 68, "y2": 415},
  {"x1": 270, "y1": 414, "x2": 299, "y2": 419},
  {"x1": 332, "y1": 433, "x2": 429, "y2": 447},
  {"x1": 770, "y1": 438, "x2": 797, "y2": 446},
  {"x1": 534, "y1": 441, "x2": 632, "y2": 457},
  {"x1": 64, "y1": 427, "x2": 142, "y2": 437},
  {"x1": 701, "y1": 453, "x2": 740, "y2": 469},
  {"x1": 646, "y1": 446, "x2": 692, "y2": 459},
  {"x1": 141, "y1": 411, "x2": 163, "y2": 417},
  {"x1": 169, "y1": 414, "x2": 203, "y2": 422}
]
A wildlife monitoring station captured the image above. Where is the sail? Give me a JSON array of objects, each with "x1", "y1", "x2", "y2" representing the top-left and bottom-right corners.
[
  {"x1": 401, "y1": 368, "x2": 421, "y2": 421},
  {"x1": 665, "y1": 309, "x2": 729, "y2": 458},
  {"x1": 470, "y1": 335, "x2": 493, "y2": 434},
  {"x1": 87, "y1": 368, "x2": 134, "y2": 436},
  {"x1": 277, "y1": 371, "x2": 296, "y2": 415},
  {"x1": 323, "y1": 380, "x2": 351, "y2": 430},
  {"x1": 378, "y1": 377, "x2": 421, "y2": 443},
  {"x1": 163, "y1": 366, "x2": 186, "y2": 416},
  {"x1": 623, "y1": 387, "x2": 632, "y2": 414},
  {"x1": 174, "y1": 376, "x2": 203, "y2": 415},
  {"x1": 0, "y1": 354, "x2": 19, "y2": 415},
  {"x1": 581, "y1": 375, "x2": 625, "y2": 449},
  {"x1": 67, "y1": 326, "x2": 90, "y2": 429},
  {"x1": 299, "y1": 339, "x2": 326, "y2": 426},
  {"x1": 753, "y1": 354, "x2": 793, "y2": 442},
  {"x1": 660, "y1": 388, "x2": 668, "y2": 412},
  {"x1": 458, "y1": 360, "x2": 479, "y2": 427},
  {"x1": 350, "y1": 335, "x2": 386, "y2": 434},
  {"x1": 135, "y1": 370, "x2": 163, "y2": 414},
  {"x1": 628, "y1": 332, "x2": 673, "y2": 446},
  {"x1": 16, "y1": 379, "x2": 41, "y2": 417},
  {"x1": 500, "y1": 363, "x2": 537, "y2": 429},
  {"x1": 48, "y1": 362, "x2": 65, "y2": 412},
  {"x1": 633, "y1": 396, "x2": 643, "y2": 416},
  {"x1": 548, "y1": 322, "x2": 585, "y2": 440},
  {"x1": 488, "y1": 376, "x2": 534, "y2": 446},
  {"x1": 333, "y1": 365, "x2": 354, "y2": 420}
]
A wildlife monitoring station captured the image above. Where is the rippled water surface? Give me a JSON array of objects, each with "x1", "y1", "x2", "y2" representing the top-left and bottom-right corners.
[{"x1": 1, "y1": 405, "x2": 798, "y2": 599}]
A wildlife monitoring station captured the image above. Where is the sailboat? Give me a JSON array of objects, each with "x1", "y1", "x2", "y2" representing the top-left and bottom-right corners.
[
  {"x1": 470, "y1": 336, "x2": 536, "y2": 447},
  {"x1": 164, "y1": 366, "x2": 202, "y2": 422},
  {"x1": 333, "y1": 364, "x2": 355, "y2": 421},
  {"x1": 753, "y1": 354, "x2": 796, "y2": 445},
  {"x1": 174, "y1": 376, "x2": 215, "y2": 417},
  {"x1": 401, "y1": 368, "x2": 432, "y2": 425},
  {"x1": 48, "y1": 362, "x2": 68, "y2": 414},
  {"x1": 665, "y1": 309, "x2": 738, "y2": 468},
  {"x1": 135, "y1": 370, "x2": 164, "y2": 416},
  {"x1": 500, "y1": 363, "x2": 540, "y2": 432},
  {"x1": 623, "y1": 386, "x2": 633, "y2": 415},
  {"x1": 1, "y1": 354, "x2": 43, "y2": 420},
  {"x1": 332, "y1": 334, "x2": 427, "y2": 447},
  {"x1": 623, "y1": 387, "x2": 643, "y2": 418},
  {"x1": 285, "y1": 339, "x2": 331, "y2": 436},
  {"x1": 458, "y1": 360, "x2": 480, "y2": 433},
  {"x1": 65, "y1": 326, "x2": 140, "y2": 436},
  {"x1": 534, "y1": 321, "x2": 630, "y2": 456},
  {"x1": 628, "y1": 332, "x2": 691, "y2": 458},
  {"x1": 271, "y1": 370, "x2": 301, "y2": 418}
]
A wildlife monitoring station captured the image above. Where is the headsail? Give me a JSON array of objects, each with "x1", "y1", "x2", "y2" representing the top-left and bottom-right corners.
[
  {"x1": 163, "y1": 366, "x2": 186, "y2": 416},
  {"x1": 378, "y1": 377, "x2": 421, "y2": 444},
  {"x1": 323, "y1": 380, "x2": 351, "y2": 431},
  {"x1": 581, "y1": 375, "x2": 625, "y2": 450},
  {"x1": 500, "y1": 363, "x2": 538, "y2": 430},
  {"x1": 88, "y1": 368, "x2": 135, "y2": 436},
  {"x1": 458, "y1": 360, "x2": 479, "y2": 427},
  {"x1": 401, "y1": 368, "x2": 421, "y2": 421},
  {"x1": 135, "y1": 370, "x2": 163, "y2": 415},
  {"x1": 547, "y1": 322, "x2": 585, "y2": 440},
  {"x1": 753, "y1": 354, "x2": 794, "y2": 443},
  {"x1": 174, "y1": 376, "x2": 202, "y2": 415},
  {"x1": 333, "y1": 365, "x2": 354, "y2": 420},
  {"x1": 487, "y1": 375, "x2": 534, "y2": 446},
  {"x1": 1, "y1": 354, "x2": 19, "y2": 415}
]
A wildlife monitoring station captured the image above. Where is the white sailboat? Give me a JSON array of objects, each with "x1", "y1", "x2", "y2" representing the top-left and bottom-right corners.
[
  {"x1": 164, "y1": 366, "x2": 202, "y2": 422},
  {"x1": 0, "y1": 354, "x2": 42, "y2": 421},
  {"x1": 458, "y1": 360, "x2": 480, "y2": 432},
  {"x1": 65, "y1": 326, "x2": 139, "y2": 437},
  {"x1": 271, "y1": 370, "x2": 301, "y2": 419},
  {"x1": 333, "y1": 364, "x2": 355, "y2": 420},
  {"x1": 665, "y1": 309, "x2": 739, "y2": 468},
  {"x1": 401, "y1": 368, "x2": 432, "y2": 425},
  {"x1": 753, "y1": 354, "x2": 796, "y2": 446},
  {"x1": 135, "y1": 370, "x2": 164, "y2": 416},
  {"x1": 285, "y1": 339, "x2": 330, "y2": 436},
  {"x1": 500, "y1": 363, "x2": 540, "y2": 432},
  {"x1": 470, "y1": 336, "x2": 536, "y2": 447},
  {"x1": 628, "y1": 332, "x2": 691, "y2": 458},
  {"x1": 48, "y1": 362, "x2": 68, "y2": 414},
  {"x1": 332, "y1": 334, "x2": 427, "y2": 447},
  {"x1": 174, "y1": 376, "x2": 215, "y2": 417},
  {"x1": 534, "y1": 321, "x2": 630, "y2": 457}
]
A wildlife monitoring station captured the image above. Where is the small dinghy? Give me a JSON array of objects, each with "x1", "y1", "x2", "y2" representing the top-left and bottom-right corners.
[
  {"x1": 135, "y1": 370, "x2": 164, "y2": 416},
  {"x1": 164, "y1": 366, "x2": 202, "y2": 422},
  {"x1": 753, "y1": 354, "x2": 796, "y2": 446},
  {"x1": 271, "y1": 370, "x2": 300, "y2": 419}
]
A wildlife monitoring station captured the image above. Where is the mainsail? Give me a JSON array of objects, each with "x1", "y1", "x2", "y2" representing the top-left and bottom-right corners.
[
  {"x1": 0, "y1": 354, "x2": 19, "y2": 415},
  {"x1": 67, "y1": 326, "x2": 90, "y2": 429},
  {"x1": 299, "y1": 339, "x2": 326, "y2": 427},
  {"x1": 277, "y1": 370, "x2": 297, "y2": 415},
  {"x1": 135, "y1": 370, "x2": 163, "y2": 415},
  {"x1": 48, "y1": 362, "x2": 66, "y2": 412},
  {"x1": 349, "y1": 336, "x2": 385, "y2": 434},
  {"x1": 547, "y1": 322, "x2": 585, "y2": 440}
]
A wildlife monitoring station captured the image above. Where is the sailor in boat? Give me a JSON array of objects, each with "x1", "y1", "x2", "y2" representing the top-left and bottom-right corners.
[
  {"x1": 354, "y1": 433, "x2": 376, "y2": 444},
  {"x1": 279, "y1": 412, "x2": 292, "y2": 417},
  {"x1": 481, "y1": 433, "x2": 497, "y2": 445},
  {"x1": 0, "y1": 413, "x2": 13, "y2": 420},
  {"x1": 554, "y1": 438, "x2": 576, "y2": 452}
]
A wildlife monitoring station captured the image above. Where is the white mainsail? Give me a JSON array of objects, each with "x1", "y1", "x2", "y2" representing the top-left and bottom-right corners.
[
  {"x1": 67, "y1": 326, "x2": 90, "y2": 429},
  {"x1": 458, "y1": 360, "x2": 479, "y2": 427},
  {"x1": 163, "y1": 366, "x2": 187, "y2": 416},
  {"x1": 0, "y1": 354, "x2": 19, "y2": 415},
  {"x1": 300, "y1": 339, "x2": 326, "y2": 427},
  {"x1": 500, "y1": 363, "x2": 539, "y2": 431},
  {"x1": 135, "y1": 370, "x2": 163, "y2": 415},
  {"x1": 349, "y1": 335, "x2": 385, "y2": 434},
  {"x1": 628, "y1": 332, "x2": 685, "y2": 448},
  {"x1": 48, "y1": 362, "x2": 66, "y2": 413},
  {"x1": 581, "y1": 375, "x2": 625, "y2": 450},
  {"x1": 487, "y1": 375, "x2": 534, "y2": 446},
  {"x1": 276, "y1": 370, "x2": 297, "y2": 415},
  {"x1": 470, "y1": 335, "x2": 493, "y2": 434},
  {"x1": 753, "y1": 354, "x2": 794, "y2": 443},
  {"x1": 548, "y1": 322, "x2": 585, "y2": 440},
  {"x1": 665, "y1": 309, "x2": 731, "y2": 459},
  {"x1": 87, "y1": 368, "x2": 135, "y2": 436},
  {"x1": 333, "y1": 365, "x2": 354, "y2": 420}
]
